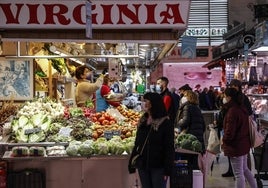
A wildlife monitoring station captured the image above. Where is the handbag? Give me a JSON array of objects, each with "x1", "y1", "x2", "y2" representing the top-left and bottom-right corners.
[
  {"x1": 249, "y1": 116, "x2": 264, "y2": 148},
  {"x1": 131, "y1": 127, "x2": 152, "y2": 167}
]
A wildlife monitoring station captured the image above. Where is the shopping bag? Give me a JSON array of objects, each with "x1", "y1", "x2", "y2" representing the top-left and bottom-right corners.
[
  {"x1": 249, "y1": 116, "x2": 264, "y2": 148},
  {"x1": 198, "y1": 151, "x2": 216, "y2": 187},
  {"x1": 207, "y1": 127, "x2": 220, "y2": 154}
]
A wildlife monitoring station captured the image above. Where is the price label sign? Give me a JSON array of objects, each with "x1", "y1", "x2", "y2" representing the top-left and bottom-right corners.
[
  {"x1": 58, "y1": 127, "x2": 73, "y2": 137},
  {"x1": 104, "y1": 130, "x2": 121, "y2": 140},
  {"x1": 104, "y1": 130, "x2": 113, "y2": 140},
  {"x1": 24, "y1": 127, "x2": 41, "y2": 135}
]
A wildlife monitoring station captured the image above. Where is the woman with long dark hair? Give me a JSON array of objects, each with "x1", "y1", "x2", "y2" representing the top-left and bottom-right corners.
[
  {"x1": 222, "y1": 87, "x2": 257, "y2": 188},
  {"x1": 128, "y1": 92, "x2": 174, "y2": 188}
]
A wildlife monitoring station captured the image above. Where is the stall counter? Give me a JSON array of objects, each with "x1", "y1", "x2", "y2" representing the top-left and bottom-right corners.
[{"x1": 2, "y1": 154, "x2": 136, "y2": 188}]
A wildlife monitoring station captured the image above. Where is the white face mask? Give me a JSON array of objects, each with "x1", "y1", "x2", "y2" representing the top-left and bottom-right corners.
[
  {"x1": 155, "y1": 85, "x2": 161, "y2": 93},
  {"x1": 222, "y1": 97, "x2": 228, "y2": 104},
  {"x1": 180, "y1": 96, "x2": 188, "y2": 104}
]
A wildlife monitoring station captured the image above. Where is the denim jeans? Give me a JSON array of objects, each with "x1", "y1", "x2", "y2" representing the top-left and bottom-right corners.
[
  {"x1": 138, "y1": 168, "x2": 165, "y2": 188},
  {"x1": 230, "y1": 154, "x2": 257, "y2": 188}
]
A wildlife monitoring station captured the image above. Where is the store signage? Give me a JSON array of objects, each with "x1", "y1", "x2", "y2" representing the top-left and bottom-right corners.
[
  {"x1": 0, "y1": 0, "x2": 191, "y2": 29},
  {"x1": 185, "y1": 27, "x2": 227, "y2": 37}
]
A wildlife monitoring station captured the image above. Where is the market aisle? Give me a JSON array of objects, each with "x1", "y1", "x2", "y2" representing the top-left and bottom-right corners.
[{"x1": 205, "y1": 152, "x2": 259, "y2": 188}]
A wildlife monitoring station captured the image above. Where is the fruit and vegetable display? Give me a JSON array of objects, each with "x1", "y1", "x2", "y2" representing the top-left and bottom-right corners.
[
  {"x1": 2, "y1": 98, "x2": 141, "y2": 157},
  {"x1": 175, "y1": 133, "x2": 203, "y2": 153}
]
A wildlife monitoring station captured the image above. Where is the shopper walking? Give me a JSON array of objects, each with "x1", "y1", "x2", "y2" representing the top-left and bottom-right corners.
[
  {"x1": 75, "y1": 65, "x2": 103, "y2": 107},
  {"x1": 222, "y1": 87, "x2": 257, "y2": 188},
  {"x1": 128, "y1": 92, "x2": 174, "y2": 188}
]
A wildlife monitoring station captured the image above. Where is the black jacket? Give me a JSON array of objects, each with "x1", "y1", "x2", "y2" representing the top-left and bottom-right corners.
[
  {"x1": 128, "y1": 116, "x2": 175, "y2": 175},
  {"x1": 175, "y1": 102, "x2": 205, "y2": 144}
]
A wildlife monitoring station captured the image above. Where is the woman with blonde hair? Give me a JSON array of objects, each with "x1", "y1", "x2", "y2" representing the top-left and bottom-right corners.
[{"x1": 175, "y1": 90, "x2": 205, "y2": 148}]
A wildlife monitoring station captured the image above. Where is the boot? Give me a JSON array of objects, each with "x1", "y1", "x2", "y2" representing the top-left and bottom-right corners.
[{"x1": 222, "y1": 157, "x2": 234, "y2": 177}]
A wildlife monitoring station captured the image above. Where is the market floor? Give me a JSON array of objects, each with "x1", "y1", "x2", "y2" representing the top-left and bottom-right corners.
[{"x1": 205, "y1": 152, "x2": 268, "y2": 188}]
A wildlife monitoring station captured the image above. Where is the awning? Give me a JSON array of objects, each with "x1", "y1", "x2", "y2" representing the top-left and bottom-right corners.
[
  {"x1": 202, "y1": 58, "x2": 224, "y2": 70},
  {"x1": 203, "y1": 49, "x2": 239, "y2": 70}
]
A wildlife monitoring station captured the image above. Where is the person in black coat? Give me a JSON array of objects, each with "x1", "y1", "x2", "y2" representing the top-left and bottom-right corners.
[
  {"x1": 128, "y1": 92, "x2": 175, "y2": 188},
  {"x1": 175, "y1": 90, "x2": 206, "y2": 148}
]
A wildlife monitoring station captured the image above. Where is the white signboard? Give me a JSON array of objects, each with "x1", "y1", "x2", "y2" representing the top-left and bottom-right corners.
[{"x1": 0, "y1": 0, "x2": 191, "y2": 29}]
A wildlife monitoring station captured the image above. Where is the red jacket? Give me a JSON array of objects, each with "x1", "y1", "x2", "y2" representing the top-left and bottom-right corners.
[{"x1": 222, "y1": 101, "x2": 250, "y2": 157}]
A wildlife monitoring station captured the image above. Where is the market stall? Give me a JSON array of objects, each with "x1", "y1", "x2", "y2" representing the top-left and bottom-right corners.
[
  {"x1": 0, "y1": 97, "x2": 141, "y2": 188},
  {"x1": 0, "y1": 1, "x2": 193, "y2": 187}
]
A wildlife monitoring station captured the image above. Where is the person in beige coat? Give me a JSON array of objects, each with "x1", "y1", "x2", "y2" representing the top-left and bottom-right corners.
[{"x1": 75, "y1": 65, "x2": 103, "y2": 107}]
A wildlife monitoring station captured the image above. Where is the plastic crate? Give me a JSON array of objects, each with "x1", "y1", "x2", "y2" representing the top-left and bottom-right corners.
[
  {"x1": 174, "y1": 152, "x2": 199, "y2": 170},
  {"x1": 170, "y1": 160, "x2": 193, "y2": 188}
]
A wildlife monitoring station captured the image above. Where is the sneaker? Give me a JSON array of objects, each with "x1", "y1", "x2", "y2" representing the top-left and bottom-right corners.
[{"x1": 221, "y1": 171, "x2": 234, "y2": 177}]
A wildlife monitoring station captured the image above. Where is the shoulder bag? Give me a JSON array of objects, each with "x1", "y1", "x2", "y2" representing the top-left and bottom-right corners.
[
  {"x1": 131, "y1": 127, "x2": 152, "y2": 168},
  {"x1": 249, "y1": 116, "x2": 264, "y2": 148}
]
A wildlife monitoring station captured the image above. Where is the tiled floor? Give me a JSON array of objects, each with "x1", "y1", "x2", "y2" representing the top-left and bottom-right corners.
[{"x1": 205, "y1": 152, "x2": 268, "y2": 188}]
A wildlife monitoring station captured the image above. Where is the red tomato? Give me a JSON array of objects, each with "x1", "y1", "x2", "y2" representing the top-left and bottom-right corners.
[
  {"x1": 95, "y1": 112, "x2": 102, "y2": 118},
  {"x1": 102, "y1": 120, "x2": 110, "y2": 125},
  {"x1": 109, "y1": 120, "x2": 116, "y2": 125},
  {"x1": 92, "y1": 117, "x2": 97, "y2": 122},
  {"x1": 98, "y1": 116, "x2": 105, "y2": 124},
  {"x1": 103, "y1": 113, "x2": 111, "y2": 120}
]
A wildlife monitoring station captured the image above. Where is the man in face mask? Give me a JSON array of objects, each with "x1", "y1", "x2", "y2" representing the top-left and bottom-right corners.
[{"x1": 156, "y1": 77, "x2": 176, "y2": 125}]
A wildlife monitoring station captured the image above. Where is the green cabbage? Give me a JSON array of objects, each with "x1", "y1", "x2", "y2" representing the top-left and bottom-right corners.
[
  {"x1": 18, "y1": 116, "x2": 29, "y2": 128},
  {"x1": 109, "y1": 141, "x2": 125, "y2": 155},
  {"x1": 66, "y1": 144, "x2": 80, "y2": 156},
  {"x1": 93, "y1": 141, "x2": 109, "y2": 155},
  {"x1": 78, "y1": 140, "x2": 95, "y2": 157},
  {"x1": 124, "y1": 141, "x2": 135, "y2": 154},
  {"x1": 28, "y1": 132, "x2": 46, "y2": 143},
  {"x1": 15, "y1": 129, "x2": 28, "y2": 143}
]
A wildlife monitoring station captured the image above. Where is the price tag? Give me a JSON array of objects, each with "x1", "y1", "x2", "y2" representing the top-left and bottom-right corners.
[
  {"x1": 104, "y1": 130, "x2": 113, "y2": 140},
  {"x1": 104, "y1": 130, "x2": 121, "y2": 140},
  {"x1": 24, "y1": 127, "x2": 42, "y2": 135},
  {"x1": 112, "y1": 130, "x2": 121, "y2": 137},
  {"x1": 58, "y1": 127, "x2": 73, "y2": 137}
]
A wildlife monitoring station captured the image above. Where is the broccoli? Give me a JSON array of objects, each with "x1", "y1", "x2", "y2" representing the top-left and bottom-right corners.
[
  {"x1": 187, "y1": 134, "x2": 198, "y2": 142},
  {"x1": 191, "y1": 140, "x2": 202, "y2": 152},
  {"x1": 180, "y1": 139, "x2": 192, "y2": 150},
  {"x1": 176, "y1": 133, "x2": 202, "y2": 152}
]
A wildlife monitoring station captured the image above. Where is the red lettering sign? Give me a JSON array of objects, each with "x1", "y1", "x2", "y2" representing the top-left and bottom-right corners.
[{"x1": 0, "y1": 0, "x2": 190, "y2": 29}]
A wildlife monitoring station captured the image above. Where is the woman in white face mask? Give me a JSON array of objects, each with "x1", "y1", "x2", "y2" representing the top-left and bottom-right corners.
[
  {"x1": 221, "y1": 88, "x2": 257, "y2": 188},
  {"x1": 174, "y1": 90, "x2": 206, "y2": 153}
]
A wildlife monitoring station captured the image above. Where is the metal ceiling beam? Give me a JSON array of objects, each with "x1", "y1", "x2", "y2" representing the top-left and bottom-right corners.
[{"x1": 4, "y1": 54, "x2": 140, "y2": 59}]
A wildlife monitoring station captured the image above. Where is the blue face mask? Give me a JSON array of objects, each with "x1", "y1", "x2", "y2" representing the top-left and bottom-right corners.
[{"x1": 155, "y1": 85, "x2": 161, "y2": 93}]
